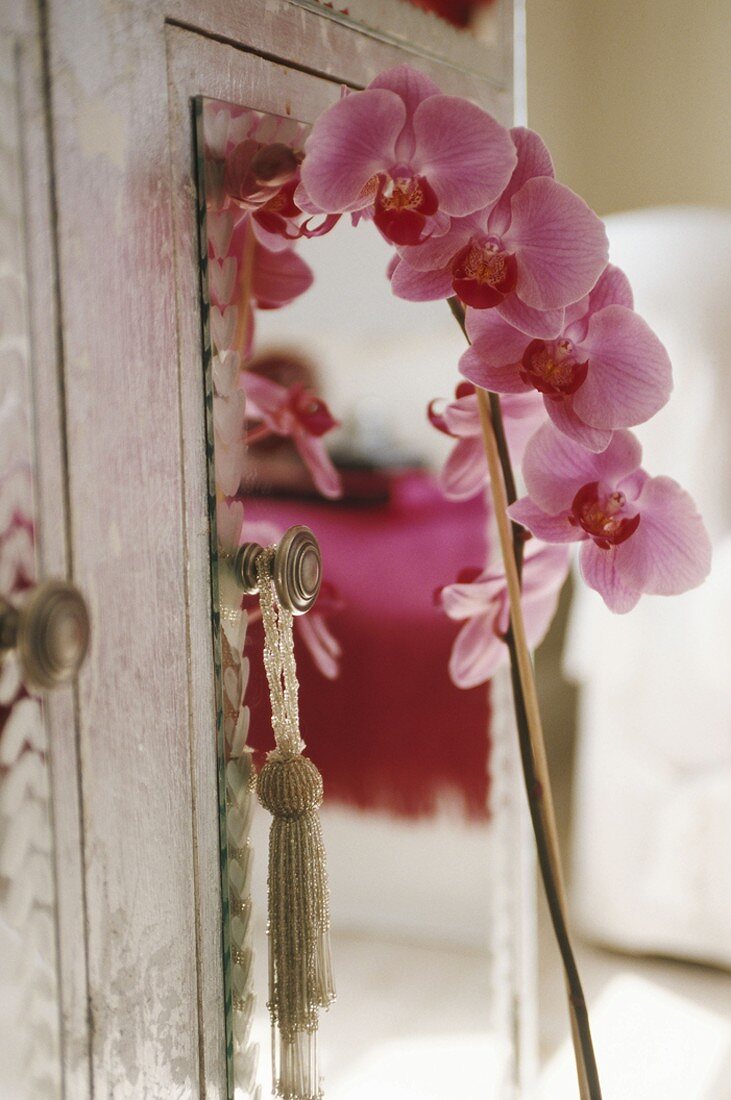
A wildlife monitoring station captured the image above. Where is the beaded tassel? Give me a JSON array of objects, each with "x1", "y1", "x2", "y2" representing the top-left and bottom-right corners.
[{"x1": 255, "y1": 550, "x2": 335, "y2": 1100}]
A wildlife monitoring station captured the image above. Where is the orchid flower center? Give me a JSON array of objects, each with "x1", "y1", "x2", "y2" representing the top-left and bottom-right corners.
[
  {"x1": 451, "y1": 237, "x2": 517, "y2": 309},
  {"x1": 288, "y1": 385, "x2": 338, "y2": 437},
  {"x1": 569, "y1": 481, "x2": 641, "y2": 549},
  {"x1": 372, "y1": 171, "x2": 439, "y2": 246},
  {"x1": 259, "y1": 178, "x2": 300, "y2": 217},
  {"x1": 520, "y1": 339, "x2": 589, "y2": 398}
]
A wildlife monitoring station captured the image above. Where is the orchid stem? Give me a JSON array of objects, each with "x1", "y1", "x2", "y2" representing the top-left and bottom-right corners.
[{"x1": 447, "y1": 296, "x2": 602, "y2": 1100}]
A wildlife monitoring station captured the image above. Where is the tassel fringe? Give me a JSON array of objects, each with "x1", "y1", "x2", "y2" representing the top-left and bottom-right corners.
[{"x1": 258, "y1": 751, "x2": 335, "y2": 1100}]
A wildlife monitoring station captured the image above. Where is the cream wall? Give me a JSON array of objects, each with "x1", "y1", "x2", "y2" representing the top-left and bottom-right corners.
[{"x1": 526, "y1": 0, "x2": 731, "y2": 215}]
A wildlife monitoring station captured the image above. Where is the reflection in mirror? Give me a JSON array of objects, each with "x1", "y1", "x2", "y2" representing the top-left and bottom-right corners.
[{"x1": 197, "y1": 96, "x2": 531, "y2": 1100}]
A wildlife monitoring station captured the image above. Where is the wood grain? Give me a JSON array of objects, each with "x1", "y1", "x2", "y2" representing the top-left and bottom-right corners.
[
  {"x1": 39, "y1": 0, "x2": 528, "y2": 1095},
  {"x1": 0, "y1": 2, "x2": 92, "y2": 1096}
]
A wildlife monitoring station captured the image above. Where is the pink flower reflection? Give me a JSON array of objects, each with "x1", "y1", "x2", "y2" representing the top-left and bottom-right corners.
[{"x1": 242, "y1": 371, "x2": 343, "y2": 500}]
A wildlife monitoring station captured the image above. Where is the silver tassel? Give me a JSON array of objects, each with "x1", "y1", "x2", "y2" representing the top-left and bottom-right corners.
[{"x1": 255, "y1": 551, "x2": 335, "y2": 1100}]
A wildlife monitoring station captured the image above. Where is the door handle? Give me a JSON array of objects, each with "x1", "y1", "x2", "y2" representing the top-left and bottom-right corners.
[
  {"x1": 0, "y1": 579, "x2": 90, "y2": 691},
  {"x1": 233, "y1": 525, "x2": 322, "y2": 615}
]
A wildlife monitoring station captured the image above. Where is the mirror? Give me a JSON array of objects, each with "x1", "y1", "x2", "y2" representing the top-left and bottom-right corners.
[{"x1": 196, "y1": 96, "x2": 531, "y2": 1100}]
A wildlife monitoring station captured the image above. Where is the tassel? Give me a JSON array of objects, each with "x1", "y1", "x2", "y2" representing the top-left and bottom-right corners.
[{"x1": 255, "y1": 549, "x2": 335, "y2": 1100}]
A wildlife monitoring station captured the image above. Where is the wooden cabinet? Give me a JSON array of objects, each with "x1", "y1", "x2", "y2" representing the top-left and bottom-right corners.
[{"x1": 0, "y1": 2, "x2": 532, "y2": 1096}]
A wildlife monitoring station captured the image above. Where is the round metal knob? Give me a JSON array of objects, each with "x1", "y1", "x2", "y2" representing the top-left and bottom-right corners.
[
  {"x1": 0, "y1": 579, "x2": 90, "y2": 691},
  {"x1": 233, "y1": 525, "x2": 322, "y2": 616}
]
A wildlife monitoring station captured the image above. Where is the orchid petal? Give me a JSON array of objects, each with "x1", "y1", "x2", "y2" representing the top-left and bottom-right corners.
[
  {"x1": 301, "y1": 89, "x2": 405, "y2": 211},
  {"x1": 442, "y1": 394, "x2": 481, "y2": 437},
  {"x1": 390, "y1": 257, "x2": 454, "y2": 301},
  {"x1": 521, "y1": 541, "x2": 572, "y2": 599},
  {"x1": 587, "y1": 263, "x2": 634, "y2": 313},
  {"x1": 397, "y1": 217, "x2": 475, "y2": 272},
  {"x1": 369, "y1": 64, "x2": 441, "y2": 160},
  {"x1": 440, "y1": 438, "x2": 486, "y2": 500},
  {"x1": 521, "y1": 424, "x2": 642, "y2": 513},
  {"x1": 614, "y1": 475, "x2": 712, "y2": 597},
  {"x1": 297, "y1": 614, "x2": 341, "y2": 680},
  {"x1": 460, "y1": 344, "x2": 530, "y2": 393},
  {"x1": 294, "y1": 431, "x2": 343, "y2": 499},
  {"x1": 506, "y1": 177, "x2": 609, "y2": 309},
  {"x1": 459, "y1": 310, "x2": 532, "y2": 392},
  {"x1": 368, "y1": 63, "x2": 441, "y2": 115},
  {"x1": 508, "y1": 497, "x2": 581, "y2": 543},
  {"x1": 450, "y1": 613, "x2": 507, "y2": 688},
  {"x1": 250, "y1": 214, "x2": 292, "y2": 253},
  {"x1": 544, "y1": 393, "x2": 613, "y2": 452},
  {"x1": 579, "y1": 541, "x2": 642, "y2": 613},
  {"x1": 573, "y1": 305, "x2": 673, "y2": 429},
  {"x1": 241, "y1": 369, "x2": 285, "y2": 421},
  {"x1": 495, "y1": 294, "x2": 565, "y2": 339},
  {"x1": 252, "y1": 243, "x2": 314, "y2": 307},
  {"x1": 489, "y1": 126, "x2": 554, "y2": 229},
  {"x1": 412, "y1": 96, "x2": 517, "y2": 215},
  {"x1": 562, "y1": 264, "x2": 634, "y2": 342},
  {"x1": 441, "y1": 575, "x2": 502, "y2": 620},
  {"x1": 501, "y1": 391, "x2": 548, "y2": 460}
]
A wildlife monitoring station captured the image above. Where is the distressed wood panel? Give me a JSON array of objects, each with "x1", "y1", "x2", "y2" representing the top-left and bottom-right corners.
[
  {"x1": 43, "y1": 0, "x2": 526, "y2": 1095},
  {"x1": 0, "y1": 2, "x2": 91, "y2": 1096},
  {"x1": 0, "y1": 29, "x2": 62, "y2": 1100},
  {"x1": 46, "y1": 1, "x2": 202, "y2": 1094},
  {"x1": 163, "y1": 0, "x2": 515, "y2": 123}
]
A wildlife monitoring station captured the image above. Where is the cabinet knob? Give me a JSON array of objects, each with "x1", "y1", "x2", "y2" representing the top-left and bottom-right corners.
[
  {"x1": 233, "y1": 525, "x2": 322, "y2": 616},
  {"x1": 0, "y1": 579, "x2": 90, "y2": 691}
]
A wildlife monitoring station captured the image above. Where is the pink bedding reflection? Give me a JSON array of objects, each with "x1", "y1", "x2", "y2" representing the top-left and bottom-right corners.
[{"x1": 243, "y1": 469, "x2": 492, "y2": 819}]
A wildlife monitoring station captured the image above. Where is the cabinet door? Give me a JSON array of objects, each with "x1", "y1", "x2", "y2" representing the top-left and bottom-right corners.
[
  {"x1": 0, "y1": 3, "x2": 89, "y2": 1098},
  {"x1": 45, "y1": 1, "x2": 532, "y2": 1097}
]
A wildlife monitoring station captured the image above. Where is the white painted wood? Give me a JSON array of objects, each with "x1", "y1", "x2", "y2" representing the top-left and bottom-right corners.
[
  {"x1": 0, "y1": 2, "x2": 91, "y2": 1096},
  {"x1": 39, "y1": 0, "x2": 527, "y2": 1095},
  {"x1": 46, "y1": 2, "x2": 202, "y2": 1094}
]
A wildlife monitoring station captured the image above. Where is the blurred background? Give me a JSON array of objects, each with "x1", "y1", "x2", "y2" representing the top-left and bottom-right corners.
[{"x1": 527, "y1": 0, "x2": 731, "y2": 215}]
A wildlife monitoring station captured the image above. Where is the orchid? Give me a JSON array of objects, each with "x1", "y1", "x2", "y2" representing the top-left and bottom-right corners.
[
  {"x1": 429, "y1": 381, "x2": 545, "y2": 500},
  {"x1": 437, "y1": 541, "x2": 571, "y2": 688},
  {"x1": 390, "y1": 127, "x2": 608, "y2": 338},
  {"x1": 226, "y1": 218, "x2": 315, "y2": 310},
  {"x1": 242, "y1": 371, "x2": 343, "y2": 499},
  {"x1": 201, "y1": 70, "x2": 715, "y2": 1100},
  {"x1": 300, "y1": 64, "x2": 517, "y2": 246},
  {"x1": 509, "y1": 424, "x2": 712, "y2": 613},
  {"x1": 459, "y1": 264, "x2": 673, "y2": 451}
]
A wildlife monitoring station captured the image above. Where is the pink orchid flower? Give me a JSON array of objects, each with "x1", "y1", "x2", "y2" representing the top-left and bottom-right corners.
[
  {"x1": 459, "y1": 264, "x2": 673, "y2": 452},
  {"x1": 299, "y1": 63, "x2": 517, "y2": 246},
  {"x1": 437, "y1": 541, "x2": 571, "y2": 688},
  {"x1": 391, "y1": 127, "x2": 608, "y2": 339},
  {"x1": 509, "y1": 423, "x2": 712, "y2": 613},
  {"x1": 227, "y1": 217, "x2": 315, "y2": 309},
  {"x1": 429, "y1": 382, "x2": 546, "y2": 501},
  {"x1": 242, "y1": 371, "x2": 343, "y2": 499},
  {"x1": 242, "y1": 518, "x2": 343, "y2": 680}
]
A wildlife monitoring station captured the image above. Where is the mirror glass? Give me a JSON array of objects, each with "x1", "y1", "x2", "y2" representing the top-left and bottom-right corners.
[{"x1": 196, "y1": 96, "x2": 530, "y2": 1100}]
